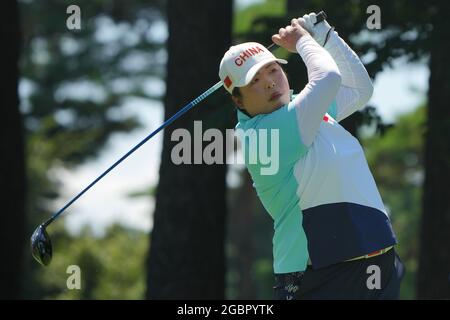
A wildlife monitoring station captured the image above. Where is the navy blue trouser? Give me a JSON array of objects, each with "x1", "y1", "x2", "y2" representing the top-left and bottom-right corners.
[{"x1": 274, "y1": 249, "x2": 405, "y2": 300}]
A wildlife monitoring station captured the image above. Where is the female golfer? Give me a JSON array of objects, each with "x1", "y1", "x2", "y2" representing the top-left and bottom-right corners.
[{"x1": 218, "y1": 13, "x2": 403, "y2": 299}]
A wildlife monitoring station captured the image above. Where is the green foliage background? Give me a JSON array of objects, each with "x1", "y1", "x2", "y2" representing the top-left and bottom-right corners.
[{"x1": 22, "y1": 0, "x2": 425, "y2": 299}]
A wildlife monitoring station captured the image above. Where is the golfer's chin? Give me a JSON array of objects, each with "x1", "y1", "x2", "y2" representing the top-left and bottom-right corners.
[
  {"x1": 270, "y1": 99, "x2": 288, "y2": 111},
  {"x1": 270, "y1": 103, "x2": 283, "y2": 112}
]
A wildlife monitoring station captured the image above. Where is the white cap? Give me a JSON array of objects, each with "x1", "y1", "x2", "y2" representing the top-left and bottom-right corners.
[{"x1": 219, "y1": 42, "x2": 288, "y2": 94}]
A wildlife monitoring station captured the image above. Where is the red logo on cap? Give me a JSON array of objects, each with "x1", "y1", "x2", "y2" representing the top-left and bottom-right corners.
[
  {"x1": 224, "y1": 76, "x2": 232, "y2": 88},
  {"x1": 234, "y1": 46, "x2": 265, "y2": 67}
]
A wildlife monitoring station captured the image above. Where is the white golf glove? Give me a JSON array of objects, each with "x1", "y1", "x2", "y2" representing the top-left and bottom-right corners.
[{"x1": 298, "y1": 12, "x2": 334, "y2": 46}]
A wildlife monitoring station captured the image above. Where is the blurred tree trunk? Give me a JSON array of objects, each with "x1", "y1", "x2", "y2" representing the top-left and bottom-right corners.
[
  {"x1": 228, "y1": 171, "x2": 257, "y2": 299},
  {"x1": 0, "y1": 0, "x2": 26, "y2": 299},
  {"x1": 146, "y1": 0, "x2": 233, "y2": 299},
  {"x1": 417, "y1": 15, "x2": 450, "y2": 299}
]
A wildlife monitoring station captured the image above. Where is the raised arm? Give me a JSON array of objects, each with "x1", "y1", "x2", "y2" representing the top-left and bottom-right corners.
[
  {"x1": 324, "y1": 29, "x2": 374, "y2": 121},
  {"x1": 300, "y1": 13, "x2": 374, "y2": 122},
  {"x1": 271, "y1": 19, "x2": 342, "y2": 147},
  {"x1": 291, "y1": 35, "x2": 342, "y2": 146}
]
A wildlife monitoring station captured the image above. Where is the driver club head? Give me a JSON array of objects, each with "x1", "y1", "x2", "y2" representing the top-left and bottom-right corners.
[{"x1": 31, "y1": 224, "x2": 53, "y2": 266}]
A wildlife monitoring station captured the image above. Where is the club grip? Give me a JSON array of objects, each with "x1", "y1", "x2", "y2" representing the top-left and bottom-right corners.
[
  {"x1": 268, "y1": 11, "x2": 327, "y2": 51},
  {"x1": 314, "y1": 11, "x2": 327, "y2": 25}
]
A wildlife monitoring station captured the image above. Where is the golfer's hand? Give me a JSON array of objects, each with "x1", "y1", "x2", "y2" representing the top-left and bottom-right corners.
[
  {"x1": 272, "y1": 18, "x2": 310, "y2": 53},
  {"x1": 298, "y1": 12, "x2": 333, "y2": 46}
]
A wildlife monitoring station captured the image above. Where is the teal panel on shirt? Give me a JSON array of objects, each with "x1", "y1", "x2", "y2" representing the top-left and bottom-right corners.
[
  {"x1": 236, "y1": 103, "x2": 309, "y2": 176},
  {"x1": 234, "y1": 98, "x2": 336, "y2": 273}
]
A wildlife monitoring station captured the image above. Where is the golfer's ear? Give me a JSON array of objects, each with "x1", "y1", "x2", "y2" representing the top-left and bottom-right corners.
[{"x1": 232, "y1": 95, "x2": 244, "y2": 109}]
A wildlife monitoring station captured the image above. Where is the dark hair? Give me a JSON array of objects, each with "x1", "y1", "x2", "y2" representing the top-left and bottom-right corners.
[
  {"x1": 231, "y1": 87, "x2": 252, "y2": 117},
  {"x1": 232, "y1": 87, "x2": 242, "y2": 98}
]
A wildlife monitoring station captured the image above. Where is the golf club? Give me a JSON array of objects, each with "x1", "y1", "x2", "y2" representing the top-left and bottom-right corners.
[{"x1": 31, "y1": 11, "x2": 327, "y2": 266}]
